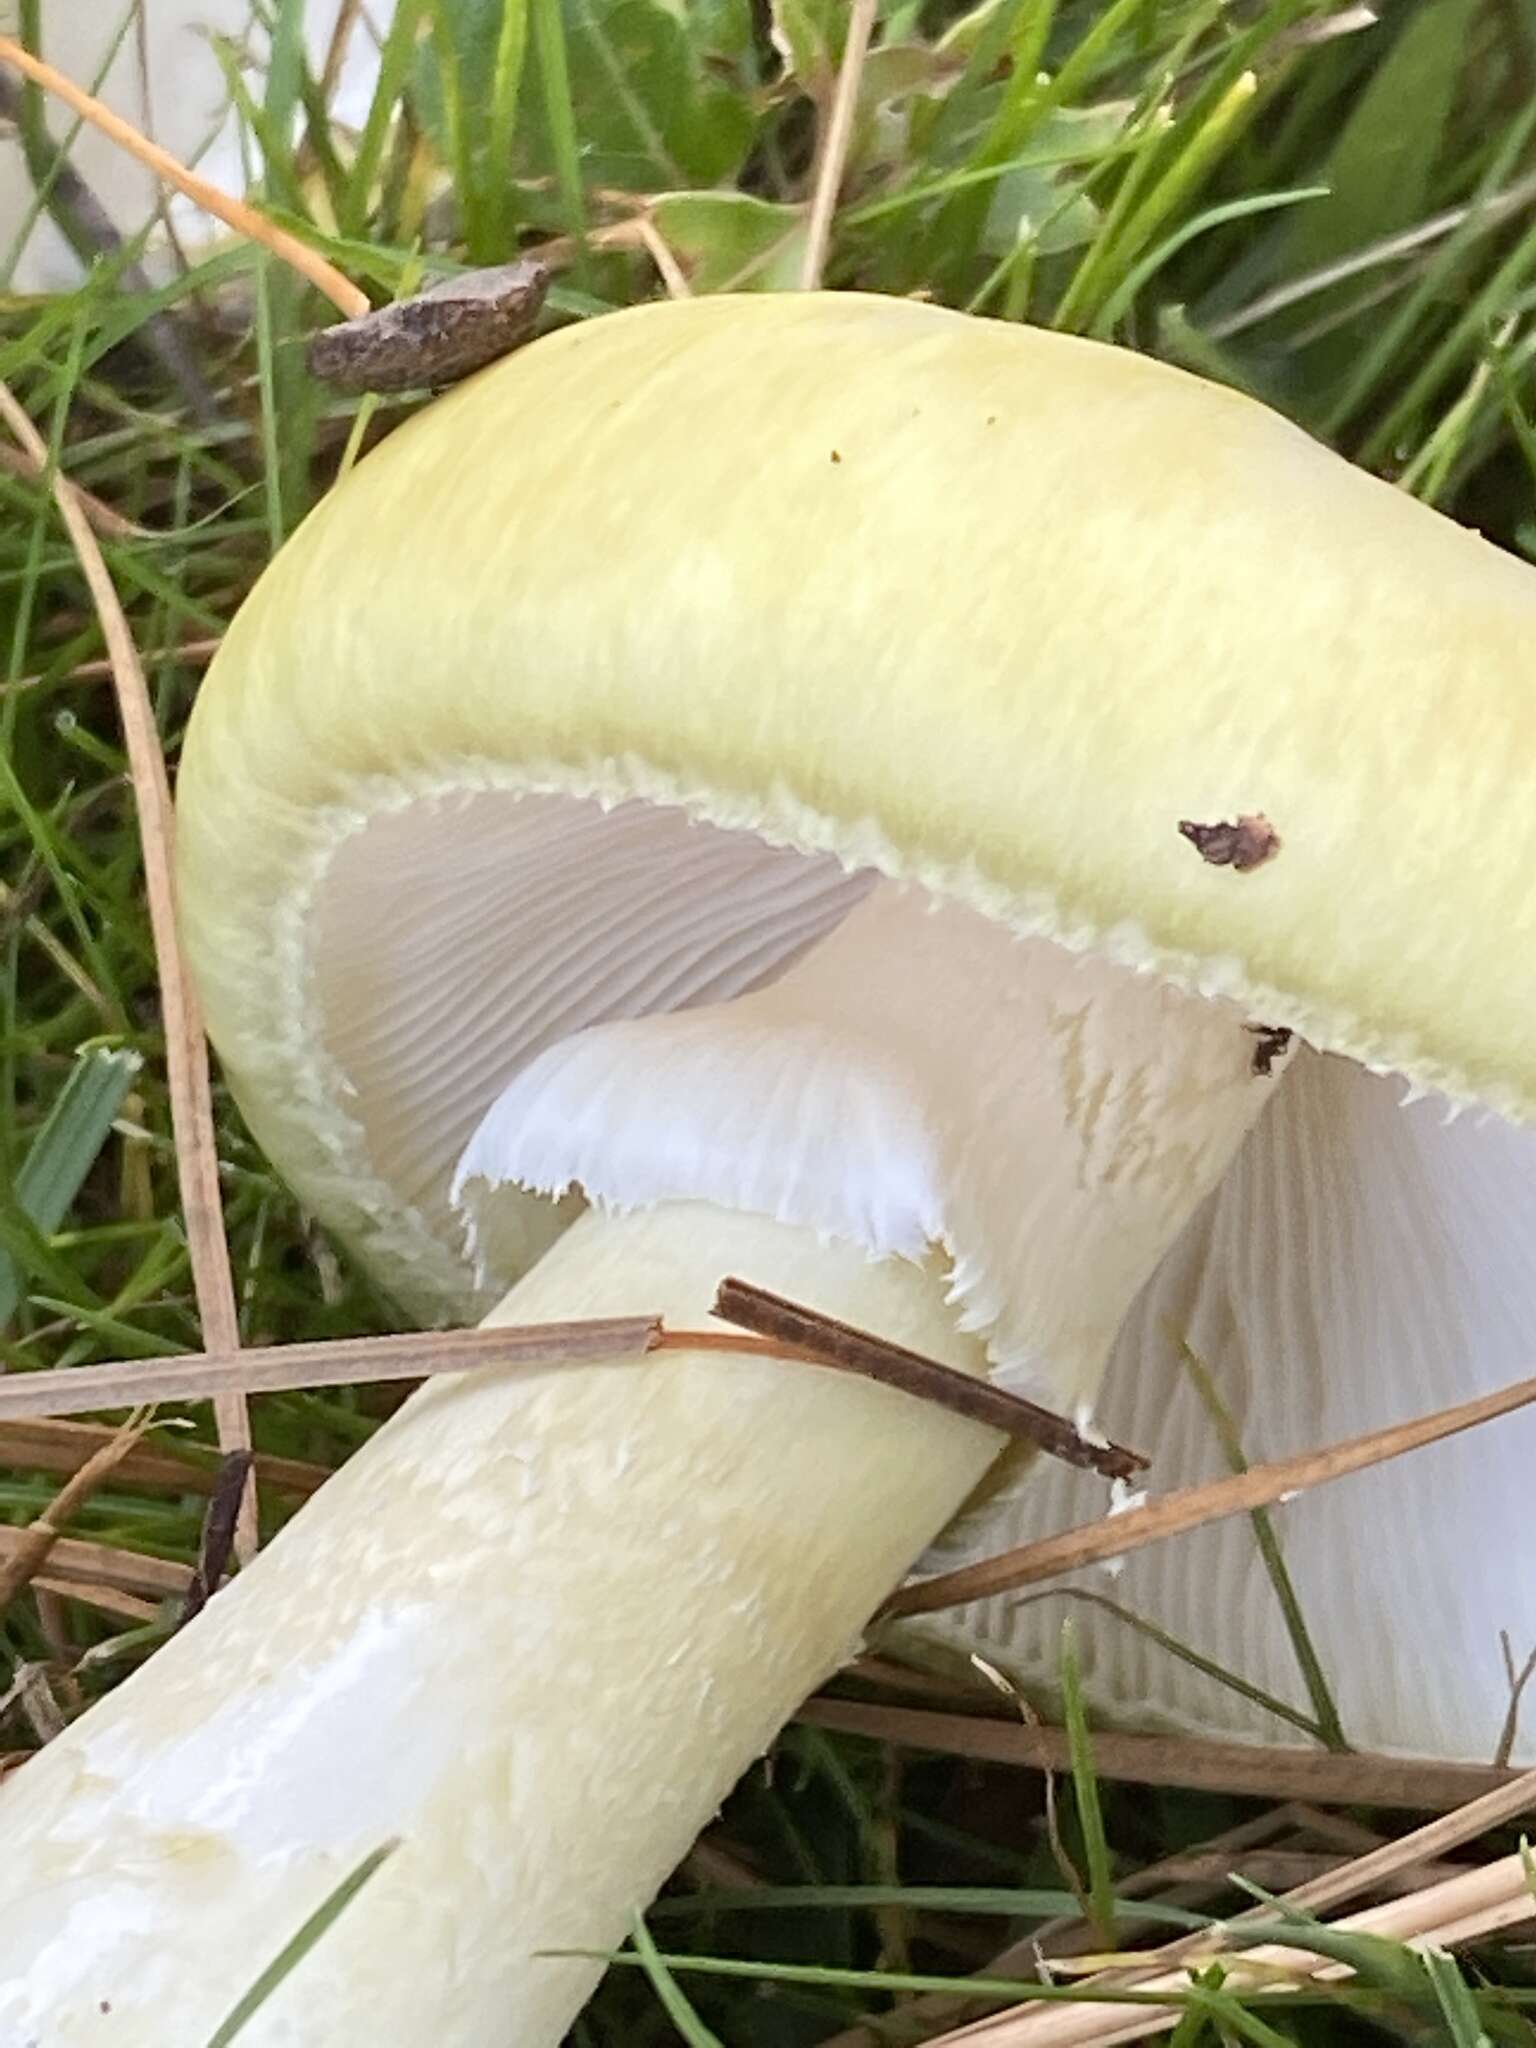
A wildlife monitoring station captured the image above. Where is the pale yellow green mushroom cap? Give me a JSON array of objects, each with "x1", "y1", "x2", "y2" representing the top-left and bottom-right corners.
[{"x1": 179, "y1": 290, "x2": 1536, "y2": 1330}]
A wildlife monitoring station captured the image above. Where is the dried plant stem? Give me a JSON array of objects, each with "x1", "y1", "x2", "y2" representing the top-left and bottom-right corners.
[
  {"x1": 799, "y1": 0, "x2": 878, "y2": 289},
  {"x1": 0, "y1": 1417, "x2": 326, "y2": 1498},
  {"x1": 0, "y1": 1525, "x2": 192, "y2": 1604},
  {"x1": 887, "y1": 1365, "x2": 1536, "y2": 1616},
  {"x1": 2, "y1": 635, "x2": 220, "y2": 697},
  {"x1": 797, "y1": 1699, "x2": 1533, "y2": 1814},
  {"x1": 935, "y1": 1853, "x2": 1536, "y2": 2046},
  {"x1": 0, "y1": 1413, "x2": 149, "y2": 1613},
  {"x1": 0, "y1": 1317, "x2": 664, "y2": 1420},
  {"x1": 0, "y1": 444, "x2": 148, "y2": 537},
  {"x1": 915, "y1": 1752, "x2": 1536, "y2": 2046},
  {"x1": 0, "y1": 381, "x2": 257, "y2": 1558},
  {"x1": 0, "y1": 36, "x2": 368, "y2": 318}
]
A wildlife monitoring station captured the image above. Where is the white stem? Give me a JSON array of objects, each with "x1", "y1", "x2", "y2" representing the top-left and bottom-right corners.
[{"x1": 0, "y1": 1204, "x2": 999, "y2": 2044}]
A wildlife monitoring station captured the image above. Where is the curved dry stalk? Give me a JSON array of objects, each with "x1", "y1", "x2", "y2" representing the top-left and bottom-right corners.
[
  {"x1": 888, "y1": 1366, "x2": 1536, "y2": 1616},
  {"x1": 0, "y1": 381, "x2": 254, "y2": 1550},
  {"x1": 799, "y1": 0, "x2": 879, "y2": 289},
  {"x1": 0, "y1": 35, "x2": 367, "y2": 318},
  {"x1": 0, "y1": 1413, "x2": 150, "y2": 1614}
]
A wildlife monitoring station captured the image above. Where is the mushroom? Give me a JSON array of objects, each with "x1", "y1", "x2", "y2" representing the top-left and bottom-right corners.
[{"x1": 2, "y1": 292, "x2": 1534, "y2": 2041}]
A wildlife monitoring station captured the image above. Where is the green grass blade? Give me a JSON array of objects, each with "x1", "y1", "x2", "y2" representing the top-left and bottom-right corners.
[
  {"x1": 1179, "y1": 1340, "x2": 1350, "y2": 1753},
  {"x1": 202, "y1": 1841, "x2": 399, "y2": 2047},
  {"x1": 652, "y1": 1883, "x2": 1211, "y2": 1928},
  {"x1": 1016, "y1": 1585, "x2": 1331, "y2": 1740},
  {"x1": 531, "y1": 0, "x2": 590, "y2": 279},
  {"x1": 1058, "y1": 1619, "x2": 1116, "y2": 1949},
  {"x1": 629, "y1": 1911, "x2": 728, "y2": 2048},
  {"x1": 1422, "y1": 1947, "x2": 1495, "y2": 2048},
  {"x1": 1091, "y1": 185, "x2": 1329, "y2": 337},
  {"x1": 0, "y1": 1046, "x2": 140, "y2": 1323}
]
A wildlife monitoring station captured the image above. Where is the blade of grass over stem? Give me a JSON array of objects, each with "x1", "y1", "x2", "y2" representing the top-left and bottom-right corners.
[
  {"x1": 1176, "y1": 1342, "x2": 1348, "y2": 1753},
  {"x1": 202, "y1": 1841, "x2": 398, "y2": 2047},
  {"x1": 1011, "y1": 1587, "x2": 1330, "y2": 1741},
  {"x1": 628, "y1": 1912, "x2": 728, "y2": 2048}
]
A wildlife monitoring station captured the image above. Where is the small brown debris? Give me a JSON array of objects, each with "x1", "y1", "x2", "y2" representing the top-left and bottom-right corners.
[
  {"x1": 306, "y1": 260, "x2": 550, "y2": 395},
  {"x1": 1246, "y1": 1024, "x2": 1294, "y2": 1077},
  {"x1": 830, "y1": 449, "x2": 842, "y2": 463},
  {"x1": 1178, "y1": 812, "x2": 1281, "y2": 873}
]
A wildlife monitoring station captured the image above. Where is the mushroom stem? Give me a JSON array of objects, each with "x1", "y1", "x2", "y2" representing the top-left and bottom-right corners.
[{"x1": 0, "y1": 1203, "x2": 1001, "y2": 2044}]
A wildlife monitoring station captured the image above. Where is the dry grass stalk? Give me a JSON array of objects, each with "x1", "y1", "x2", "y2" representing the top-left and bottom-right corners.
[
  {"x1": 634, "y1": 214, "x2": 692, "y2": 298},
  {"x1": 814, "y1": 1809, "x2": 1316, "y2": 2048},
  {"x1": 0, "y1": 444, "x2": 148, "y2": 537},
  {"x1": 2, "y1": 635, "x2": 222, "y2": 697},
  {"x1": 934, "y1": 1851, "x2": 1536, "y2": 2046},
  {"x1": 800, "y1": 0, "x2": 880, "y2": 288},
  {"x1": 0, "y1": 1315, "x2": 664, "y2": 1420},
  {"x1": 29, "y1": 1575, "x2": 160, "y2": 1625},
  {"x1": 913, "y1": 1764, "x2": 1536, "y2": 2046},
  {"x1": 0, "y1": 1413, "x2": 151, "y2": 1613},
  {"x1": 0, "y1": 1526, "x2": 192, "y2": 1603},
  {"x1": 797, "y1": 1699, "x2": 1534, "y2": 1813},
  {"x1": 0, "y1": 1417, "x2": 327, "y2": 1498},
  {"x1": 887, "y1": 1366, "x2": 1536, "y2": 1616},
  {"x1": 0, "y1": 37, "x2": 368, "y2": 317},
  {"x1": 0, "y1": 377, "x2": 256, "y2": 1553}
]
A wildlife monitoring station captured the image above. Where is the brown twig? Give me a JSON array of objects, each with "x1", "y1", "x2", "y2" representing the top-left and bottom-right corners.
[
  {"x1": 0, "y1": 36, "x2": 368, "y2": 318},
  {"x1": 707, "y1": 1279, "x2": 1148, "y2": 1482},
  {"x1": 0, "y1": 1413, "x2": 151, "y2": 1614},
  {"x1": 886, "y1": 1365, "x2": 1536, "y2": 1617},
  {"x1": 0, "y1": 377, "x2": 257, "y2": 1556},
  {"x1": 0, "y1": 1316, "x2": 665, "y2": 1420},
  {"x1": 797, "y1": 1699, "x2": 1534, "y2": 1814},
  {"x1": 179, "y1": 1449, "x2": 254, "y2": 1625}
]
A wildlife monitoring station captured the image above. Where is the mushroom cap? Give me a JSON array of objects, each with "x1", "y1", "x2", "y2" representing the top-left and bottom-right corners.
[{"x1": 178, "y1": 291, "x2": 1536, "y2": 1320}]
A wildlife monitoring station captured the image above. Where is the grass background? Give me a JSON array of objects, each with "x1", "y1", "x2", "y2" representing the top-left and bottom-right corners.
[{"x1": 3, "y1": 0, "x2": 1536, "y2": 2040}]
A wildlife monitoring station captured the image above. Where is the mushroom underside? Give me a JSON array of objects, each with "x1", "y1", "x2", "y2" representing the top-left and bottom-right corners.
[{"x1": 309, "y1": 783, "x2": 1536, "y2": 1764}]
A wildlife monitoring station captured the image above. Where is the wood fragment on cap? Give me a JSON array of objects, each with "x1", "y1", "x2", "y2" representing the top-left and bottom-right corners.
[
  {"x1": 1178, "y1": 812, "x2": 1281, "y2": 871},
  {"x1": 307, "y1": 261, "x2": 551, "y2": 395}
]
